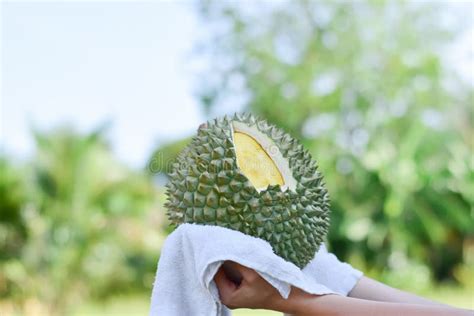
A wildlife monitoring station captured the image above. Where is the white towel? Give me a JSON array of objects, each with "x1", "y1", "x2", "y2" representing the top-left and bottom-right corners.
[{"x1": 150, "y1": 223, "x2": 362, "y2": 316}]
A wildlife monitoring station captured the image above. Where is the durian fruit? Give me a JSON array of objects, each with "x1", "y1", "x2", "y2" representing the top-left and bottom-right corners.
[{"x1": 165, "y1": 113, "x2": 330, "y2": 268}]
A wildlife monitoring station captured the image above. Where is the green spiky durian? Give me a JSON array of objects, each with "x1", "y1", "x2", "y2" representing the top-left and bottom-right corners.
[{"x1": 165, "y1": 113, "x2": 330, "y2": 268}]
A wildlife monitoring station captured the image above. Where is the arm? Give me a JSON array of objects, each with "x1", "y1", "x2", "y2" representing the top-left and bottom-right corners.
[
  {"x1": 349, "y1": 276, "x2": 446, "y2": 306},
  {"x1": 277, "y1": 290, "x2": 472, "y2": 316},
  {"x1": 214, "y1": 261, "x2": 472, "y2": 316}
]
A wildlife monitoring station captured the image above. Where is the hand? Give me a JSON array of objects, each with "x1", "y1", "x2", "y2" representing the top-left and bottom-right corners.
[
  {"x1": 213, "y1": 261, "x2": 282, "y2": 310},
  {"x1": 213, "y1": 263, "x2": 473, "y2": 316}
]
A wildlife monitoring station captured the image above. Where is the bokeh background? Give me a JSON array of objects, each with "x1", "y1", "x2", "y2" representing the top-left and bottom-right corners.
[{"x1": 1, "y1": 1, "x2": 473, "y2": 315}]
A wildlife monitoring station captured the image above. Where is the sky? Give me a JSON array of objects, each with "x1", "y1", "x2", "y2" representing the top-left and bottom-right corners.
[
  {"x1": 1, "y1": 1, "x2": 207, "y2": 167},
  {"x1": 1, "y1": 1, "x2": 472, "y2": 168}
]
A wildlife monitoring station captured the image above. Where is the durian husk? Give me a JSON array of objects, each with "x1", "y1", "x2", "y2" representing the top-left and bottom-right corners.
[{"x1": 165, "y1": 113, "x2": 330, "y2": 268}]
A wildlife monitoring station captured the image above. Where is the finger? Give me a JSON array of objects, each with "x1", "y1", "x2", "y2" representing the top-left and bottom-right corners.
[
  {"x1": 214, "y1": 266, "x2": 238, "y2": 305},
  {"x1": 222, "y1": 261, "x2": 243, "y2": 286},
  {"x1": 227, "y1": 262, "x2": 261, "y2": 284}
]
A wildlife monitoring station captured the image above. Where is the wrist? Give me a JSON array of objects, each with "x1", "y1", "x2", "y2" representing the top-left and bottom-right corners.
[{"x1": 267, "y1": 287, "x2": 314, "y2": 314}]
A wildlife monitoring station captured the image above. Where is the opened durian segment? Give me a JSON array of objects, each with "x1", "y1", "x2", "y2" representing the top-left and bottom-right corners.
[
  {"x1": 233, "y1": 132, "x2": 284, "y2": 188},
  {"x1": 232, "y1": 121, "x2": 297, "y2": 191}
]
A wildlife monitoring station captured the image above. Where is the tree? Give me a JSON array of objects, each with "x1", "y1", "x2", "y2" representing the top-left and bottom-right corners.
[
  {"x1": 193, "y1": 0, "x2": 473, "y2": 285},
  {"x1": 1, "y1": 126, "x2": 160, "y2": 315}
]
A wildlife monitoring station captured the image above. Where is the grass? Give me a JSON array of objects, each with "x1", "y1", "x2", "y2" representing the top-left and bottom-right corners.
[
  {"x1": 73, "y1": 284, "x2": 473, "y2": 316},
  {"x1": 72, "y1": 295, "x2": 280, "y2": 316},
  {"x1": 418, "y1": 286, "x2": 474, "y2": 310}
]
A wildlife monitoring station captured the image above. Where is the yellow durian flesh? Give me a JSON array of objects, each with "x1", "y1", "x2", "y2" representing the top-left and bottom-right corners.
[{"x1": 233, "y1": 131, "x2": 284, "y2": 189}]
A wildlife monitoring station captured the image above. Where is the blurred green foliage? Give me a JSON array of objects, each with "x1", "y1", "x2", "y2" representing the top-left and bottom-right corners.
[
  {"x1": 149, "y1": 138, "x2": 192, "y2": 174},
  {"x1": 192, "y1": 0, "x2": 473, "y2": 286},
  {"x1": 1, "y1": 1, "x2": 473, "y2": 315},
  {"x1": 0, "y1": 127, "x2": 162, "y2": 315}
]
